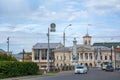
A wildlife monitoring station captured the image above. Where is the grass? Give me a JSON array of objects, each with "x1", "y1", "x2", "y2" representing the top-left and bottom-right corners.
[{"x1": 47, "y1": 70, "x2": 60, "y2": 74}]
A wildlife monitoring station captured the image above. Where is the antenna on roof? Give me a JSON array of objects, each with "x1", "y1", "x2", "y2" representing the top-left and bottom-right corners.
[{"x1": 86, "y1": 27, "x2": 89, "y2": 36}]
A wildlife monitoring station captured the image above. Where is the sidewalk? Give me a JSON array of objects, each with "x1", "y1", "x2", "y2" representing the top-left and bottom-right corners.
[{"x1": 1, "y1": 71, "x2": 73, "y2": 80}]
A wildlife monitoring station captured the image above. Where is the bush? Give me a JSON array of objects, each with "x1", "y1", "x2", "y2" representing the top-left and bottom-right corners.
[
  {"x1": 0, "y1": 54, "x2": 17, "y2": 61},
  {"x1": 0, "y1": 61, "x2": 39, "y2": 79}
]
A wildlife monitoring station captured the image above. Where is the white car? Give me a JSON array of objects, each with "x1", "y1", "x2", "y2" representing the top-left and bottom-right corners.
[{"x1": 74, "y1": 65, "x2": 88, "y2": 74}]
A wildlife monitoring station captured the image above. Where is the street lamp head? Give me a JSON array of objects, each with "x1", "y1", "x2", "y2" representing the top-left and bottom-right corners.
[
  {"x1": 69, "y1": 24, "x2": 72, "y2": 26},
  {"x1": 64, "y1": 24, "x2": 72, "y2": 32}
]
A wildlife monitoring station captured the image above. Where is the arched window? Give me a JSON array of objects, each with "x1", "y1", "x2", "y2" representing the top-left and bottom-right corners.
[
  {"x1": 89, "y1": 63, "x2": 92, "y2": 67},
  {"x1": 105, "y1": 56, "x2": 107, "y2": 60},
  {"x1": 85, "y1": 40, "x2": 87, "y2": 45},
  {"x1": 89, "y1": 40, "x2": 91, "y2": 45},
  {"x1": 85, "y1": 63, "x2": 88, "y2": 66},
  {"x1": 85, "y1": 53, "x2": 88, "y2": 60},
  {"x1": 90, "y1": 53, "x2": 92, "y2": 60}
]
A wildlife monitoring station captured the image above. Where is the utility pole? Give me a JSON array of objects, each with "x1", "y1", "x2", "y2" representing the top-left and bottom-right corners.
[
  {"x1": 47, "y1": 23, "x2": 56, "y2": 72},
  {"x1": 7, "y1": 37, "x2": 9, "y2": 54},
  {"x1": 23, "y1": 49, "x2": 25, "y2": 62},
  {"x1": 63, "y1": 31, "x2": 65, "y2": 70}
]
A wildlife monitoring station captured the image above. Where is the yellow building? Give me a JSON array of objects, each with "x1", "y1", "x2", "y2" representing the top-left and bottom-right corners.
[
  {"x1": 115, "y1": 48, "x2": 120, "y2": 68},
  {"x1": 54, "y1": 34, "x2": 115, "y2": 69}
]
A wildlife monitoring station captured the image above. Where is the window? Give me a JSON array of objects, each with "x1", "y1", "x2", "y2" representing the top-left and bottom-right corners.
[
  {"x1": 57, "y1": 63, "x2": 58, "y2": 67},
  {"x1": 85, "y1": 53, "x2": 88, "y2": 60},
  {"x1": 85, "y1": 40, "x2": 87, "y2": 45},
  {"x1": 61, "y1": 56, "x2": 62, "y2": 60},
  {"x1": 109, "y1": 55, "x2": 112, "y2": 60},
  {"x1": 34, "y1": 49, "x2": 40, "y2": 60},
  {"x1": 90, "y1": 53, "x2": 92, "y2": 60},
  {"x1": 77, "y1": 53, "x2": 79, "y2": 60},
  {"x1": 105, "y1": 56, "x2": 107, "y2": 60},
  {"x1": 41, "y1": 49, "x2": 47, "y2": 60},
  {"x1": 61, "y1": 63, "x2": 62, "y2": 67},
  {"x1": 89, "y1": 40, "x2": 91, "y2": 45},
  {"x1": 91, "y1": 55, "x2": 93, "y2": 60}
]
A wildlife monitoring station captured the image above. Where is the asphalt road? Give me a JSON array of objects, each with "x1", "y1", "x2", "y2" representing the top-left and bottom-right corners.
[{"x1": 2, "y1": 68, "x2": 120, "y2": 80}]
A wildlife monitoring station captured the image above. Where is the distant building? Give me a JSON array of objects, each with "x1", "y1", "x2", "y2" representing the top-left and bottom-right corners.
[
  {"x1": 114, "y1": 48, "x2": 120, "y2": 68},
  {"x1": 0, "y1": 49, "x2": 6, "y2": 54},
  {"x1": 32, "y1": 34, "x2": 120, "y2": 70}
]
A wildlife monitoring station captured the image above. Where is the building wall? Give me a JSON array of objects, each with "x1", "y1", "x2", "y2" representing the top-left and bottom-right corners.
[
  {"x1": 54, "y1": 47, "x2": 115, "y2": 68},
  {"x1": 32, "y1": 48, "x2": 55, "y2": 69},
  {"x1": 77, "y1": 51, "x2": 95, "y2": 67},
  {"x1": 115, "y1": 48, "x2": 120, "y2": 68},
  {"x1": 54, "y1": 51, "x2": 71, "y2": 69}
]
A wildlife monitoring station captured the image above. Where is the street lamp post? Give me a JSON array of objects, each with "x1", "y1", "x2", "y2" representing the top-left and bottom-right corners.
[
  {"x1": 47, "y1": 27, "x2": 50, "y2": 72},
  {"x1": 63, "y1": 24, "x2": 72, "y2": 70},
  {"x1": 47, "y1": 23, "x2": 56, "y2": 72},
  {"x1": 7, "y1": 37, "x2": 9, "y2": 54},
  {"x1": 111, "y1": 46, "x2": 114, "y2": 62}
]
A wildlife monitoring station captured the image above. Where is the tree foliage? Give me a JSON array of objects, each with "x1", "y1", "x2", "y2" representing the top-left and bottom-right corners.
[
  {"x1": 0, "y1": 61, "x2": 39, "y2": 78},
  {"x1": 19, "y1": 52, "x2": 32, "y2": 56},
  {"x1": 0, "y1": 54, "x2": 17, "y2": 61}
]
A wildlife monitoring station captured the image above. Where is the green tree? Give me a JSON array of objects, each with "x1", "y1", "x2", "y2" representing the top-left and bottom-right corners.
[
  {"x1": 19, "y1": 51, "x2": 32, "y2": 56},
  {"x1": 0, "y1": 54, "x2": 17, "y2": 61}
]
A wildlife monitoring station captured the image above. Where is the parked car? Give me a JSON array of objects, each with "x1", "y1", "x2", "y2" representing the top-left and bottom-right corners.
[
  {"x1": 102, "y1": 62, "x2": 112, "y2": 70},
  {"x1": 105, "y1": 65, "x2": 114, "y2": 72},
  {"x1": 74, "y1": 65, "x2": 88, "y2": 74},
  {"x1": 115, "y1": 68, "x2": 120, "y2": 72}
]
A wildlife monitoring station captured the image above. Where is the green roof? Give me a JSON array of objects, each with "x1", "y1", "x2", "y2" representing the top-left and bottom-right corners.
[{"x1": 93, "y1": 42, "x2": 120, "y2": 48}]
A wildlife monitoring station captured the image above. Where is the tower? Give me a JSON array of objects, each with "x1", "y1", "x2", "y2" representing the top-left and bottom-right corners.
[{"x1": 83, "y1": 33, "x2": 91, "y2": 45}]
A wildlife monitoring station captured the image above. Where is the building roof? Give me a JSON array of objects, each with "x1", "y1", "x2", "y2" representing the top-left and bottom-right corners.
[
  {"x1": 93, "y1": 42, "x2": 120, "y2": 48},
  {"x1": 33, "y1": 43, "x2": 63, "y2": 49},
  {"x1": 83, "y1": 33, "x2": 91, "y2": 38},
  {"x1": 93, "y1": 46, "x2": 111, "y2": 50},
  {"x1": 0, "y1": 49, "x2": 6, "y2": 53},
  {"x1": 54, "y1": 47, "x2": 72, "y2": 52}
]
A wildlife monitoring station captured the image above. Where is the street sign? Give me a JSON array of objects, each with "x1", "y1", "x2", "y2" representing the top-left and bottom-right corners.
[{"x1": 50, "y1": 23, "x2": 56, "y2": 32}]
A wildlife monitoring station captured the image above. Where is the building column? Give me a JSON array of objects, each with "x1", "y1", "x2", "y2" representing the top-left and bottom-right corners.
[
  {"x1": 92, "y1": 53, "x2": 95, "y2": 61},
  {"x1": 83, "y1": 53, "x2": 85, "y2": 65},
  {"x1": 79, "y1": 53, "x2": 81, "y2": 61},
  {"x1": 88, "y1": 53, "x2": 90, "y2": 61}
]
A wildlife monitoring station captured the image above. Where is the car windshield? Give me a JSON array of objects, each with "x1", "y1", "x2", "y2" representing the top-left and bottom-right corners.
[
  {"x1": 76, "y1": 66, "x2": 84, "y2": 69},
  {"x1": 107, "y1": 66, "x2": 113, "y2": 68}
]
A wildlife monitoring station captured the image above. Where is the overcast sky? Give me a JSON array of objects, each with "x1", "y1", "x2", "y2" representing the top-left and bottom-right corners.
[{"x1": 0, "y1": 0, "x2": 120, "y2": 54}]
